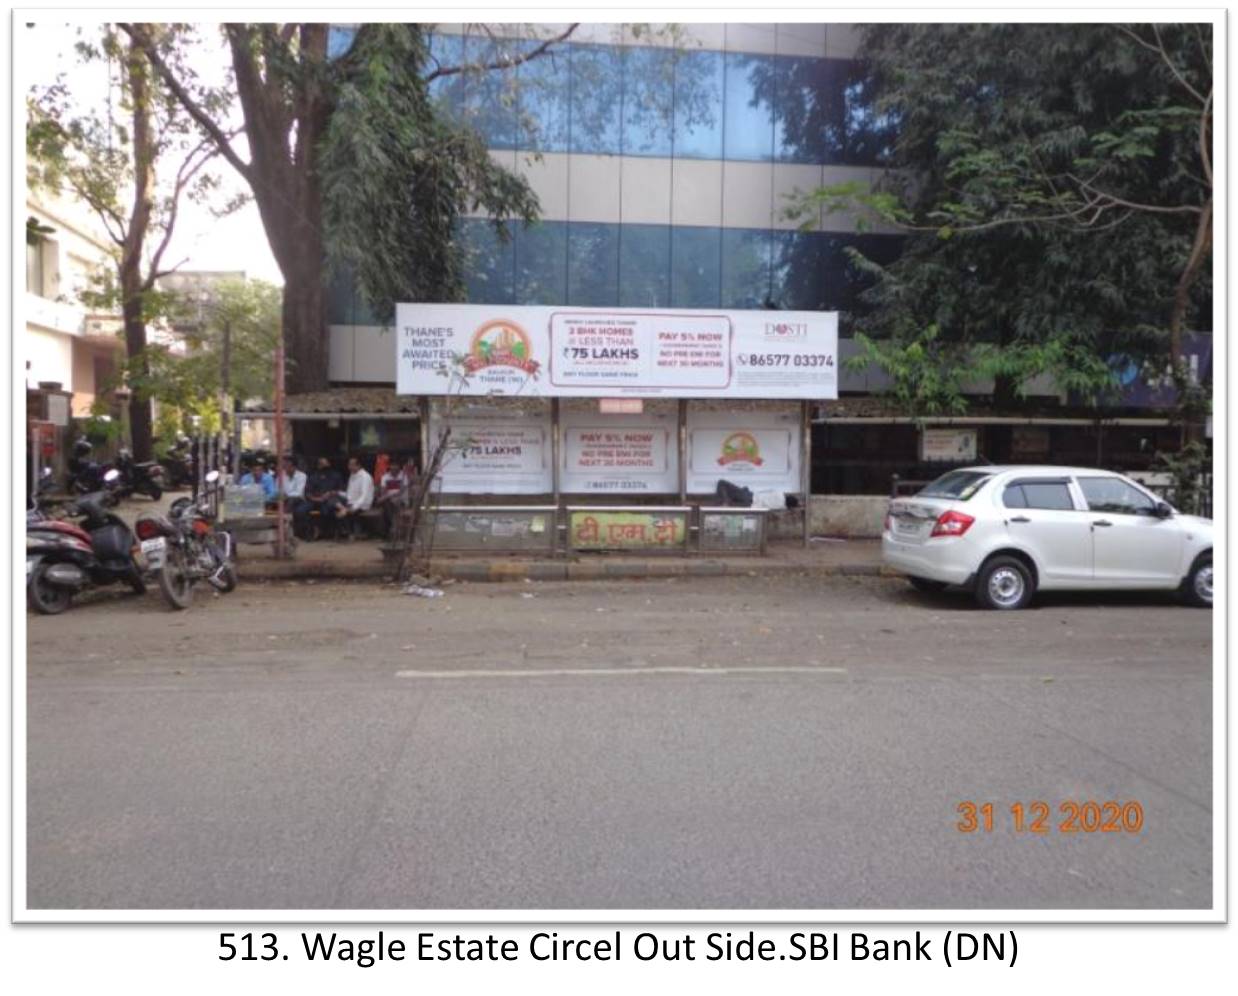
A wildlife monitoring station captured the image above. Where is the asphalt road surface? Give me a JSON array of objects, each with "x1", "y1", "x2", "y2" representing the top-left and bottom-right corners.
[{"x1": 25, "y1": 574, "x2": 1213, "y2": 911}]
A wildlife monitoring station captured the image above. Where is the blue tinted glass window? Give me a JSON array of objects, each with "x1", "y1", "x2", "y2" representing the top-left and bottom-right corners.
[
  {"x1": 618, "y1": 225, "x2": 671, "y2": 307},
  {"x1": 567, "y1": 223, "x2": 620, "y2": 305},
  {"x1": 623, "y1": 47, "x2": 675, "y2": 156},
  {"x1": 427, "y1": 33, "x2": 465, "y2": 112},
  {"x1": 672, "y1": 50, "x2": 724, "y2": 159},
  {"x1": 723, "y1": 53, "x2": 775, "y2": 161},
  {"x1": 570, "y1": 44, "x2": 623, "y2": 155},
  {"x1": 720, "y1": 228, "x2": 775, "y2": 308},
  {"x1": 771, "y1": 231, "x2": 829, "y2": 311},
  {"x1": 670, "y1": 226, "x2": 722, "y2": 307},
  {"x1": 774, "y1": 57, "x2": 834, "y2": 164},
  {"x1": 458, "y1": 218, "x2": 515, "y2": 304},
  {"x1": 462, "y1": 35, "x2": 518, "y2": 149},
  {"x1": 516, "y1": 38, "x2": 570, "y2": 152},
  {"x1": 841, "y1": 59, "x2": 899, "y2": 166},
  {"x1": 819, "y1": 234, "x2": 904, "y2": 318},
  {"x1": 326, "y1": 266, "x2": 385, "y2": 325},
  {"x1": 514, "y1": 221, "x2": 567, "y2": 304}
]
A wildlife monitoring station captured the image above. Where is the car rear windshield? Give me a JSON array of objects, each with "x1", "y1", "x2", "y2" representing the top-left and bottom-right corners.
[{"x1": 917, "y1": 470, "x2": 993, "y2": 501}]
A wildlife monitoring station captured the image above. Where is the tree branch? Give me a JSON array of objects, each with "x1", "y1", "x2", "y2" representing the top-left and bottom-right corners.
[
  {"x1": 119, "y1": 22, "x2": 254, "y2": 182},
  {"x1": 1116, "y1": 24, "x2": 1208, "y2": 106},
  {"x1": 424, "y1": 23, "x2": 579, "y2": 81}
]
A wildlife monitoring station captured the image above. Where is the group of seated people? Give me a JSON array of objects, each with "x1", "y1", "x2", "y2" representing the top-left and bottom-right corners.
[{"x1": 238, "y1": 453, "x2": 418, "y2": 540}]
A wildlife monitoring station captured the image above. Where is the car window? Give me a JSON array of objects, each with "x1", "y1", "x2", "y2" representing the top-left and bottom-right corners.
[
  {"x1": 1078, "y1": 476, "x2": 1156, "y2": 515},
  {"x1": 1002, "y1": 484, "x2": 1028, "y2": 508},
  {"x1": 1003, "y1": 480, "x2": 1075, "y2": 510},
  {"x1": 918, "y1": 470, "x2": 992, "y2": 501}
]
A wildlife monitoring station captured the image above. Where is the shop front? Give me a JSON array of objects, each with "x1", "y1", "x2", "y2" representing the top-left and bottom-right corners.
[{"x1": 397, "y1": 303, "x2": 839, "y2": 554}]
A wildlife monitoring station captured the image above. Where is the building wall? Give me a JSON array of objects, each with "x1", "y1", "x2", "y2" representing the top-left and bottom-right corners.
[
  {"x1": 327, "y1": 22, "x2": 904, "y2": 333},
  {"x1": 25, "y1": 189, "x2": 123, "y2": 401}
]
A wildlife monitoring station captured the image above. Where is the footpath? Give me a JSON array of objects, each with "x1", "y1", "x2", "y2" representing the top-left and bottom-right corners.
[{"x1": 232, "y1": 537, "x2": 892, "y2": 584}]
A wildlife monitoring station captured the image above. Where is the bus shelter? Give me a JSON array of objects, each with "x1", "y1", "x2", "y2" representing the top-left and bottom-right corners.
[{"x1": 396, "y1": 303, "x2": 839, "y2": 555}]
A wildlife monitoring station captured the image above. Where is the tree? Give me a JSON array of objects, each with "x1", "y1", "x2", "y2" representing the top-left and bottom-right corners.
[
  {"x1": 790, "y1": 23, "x2": 1212, "y2": 415},
  {"x1": 27, "y1": 25, "x2": 239, "y2": 459},
  {"x1": 122, "y1": 22, "x2": 580, "y2": 394},
  {"x1": 126, "y1": 278, "x2": 281, "y2": 440}
]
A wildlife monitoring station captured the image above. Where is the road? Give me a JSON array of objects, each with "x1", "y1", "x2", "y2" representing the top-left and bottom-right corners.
[{"x1": 25, "y1": 574, "x2": 1213, "y2": 911}]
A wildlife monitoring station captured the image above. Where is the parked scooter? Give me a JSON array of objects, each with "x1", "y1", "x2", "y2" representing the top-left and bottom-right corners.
[
  {"x1": 136, "y1": 471, "x2": 236, "y2": 610},
  {"x1": 114, "y1": 448, "x2": 165, "y2": 500},
  {"x1": 26, "y1": 469, "x2": 148, "y2": 615},
  {"x1": 158, "y1": 434, "x2": 195, "y2": 490}
]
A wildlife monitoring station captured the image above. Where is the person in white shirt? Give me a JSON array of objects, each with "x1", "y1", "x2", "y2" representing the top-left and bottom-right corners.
[
  {"x1": 333, "y1": 455, "x2": 374, "y2": 537},
  {"x1": 278, "y1": 456, "x2": 307, "y2": 500}
]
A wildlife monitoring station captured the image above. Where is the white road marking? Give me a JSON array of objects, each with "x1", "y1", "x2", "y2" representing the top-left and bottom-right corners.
[{"x1": 395, "y1": 665, "x2": 848, "y2": 679}]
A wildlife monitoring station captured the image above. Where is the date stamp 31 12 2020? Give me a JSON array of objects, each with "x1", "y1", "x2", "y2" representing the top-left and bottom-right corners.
[{"x1": 956, "y1": 800, "x2": 1144, "y2": 835}]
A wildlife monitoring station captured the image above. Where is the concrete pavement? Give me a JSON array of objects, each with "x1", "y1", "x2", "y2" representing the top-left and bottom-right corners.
[{"x1": 25, "y1": 574, "x2": 1212, "y2": 911}]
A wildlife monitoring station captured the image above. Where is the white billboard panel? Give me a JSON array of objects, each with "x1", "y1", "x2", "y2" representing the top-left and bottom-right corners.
[{"x1": 396, "y1": 304, "x2": 837, "y2": 399}]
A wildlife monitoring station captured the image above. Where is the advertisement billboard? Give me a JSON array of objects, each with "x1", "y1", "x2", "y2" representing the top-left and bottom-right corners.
[{"x1": 396, "y1": 304, "x2": 838, "y2": 399}]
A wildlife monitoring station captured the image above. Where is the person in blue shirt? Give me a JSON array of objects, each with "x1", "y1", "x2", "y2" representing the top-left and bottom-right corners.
[{"x1": 240, "y1": 459, "x2": 277, "y2": 503}]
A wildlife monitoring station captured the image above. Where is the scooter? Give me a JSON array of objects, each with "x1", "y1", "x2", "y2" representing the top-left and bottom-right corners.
[
  {"x1": 26, "y1": 469, "x2": 148, "y2": 615},
  {"x1": 159, "y1": 436, "x2": 195, "y2": 490}
]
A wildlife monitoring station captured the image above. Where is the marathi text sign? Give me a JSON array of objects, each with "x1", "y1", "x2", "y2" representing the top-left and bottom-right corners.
[
  {"x1": 396, "y1": 304, "x2": 838, "y2": 399},
  {"x1": 569, "y1": 509, "x2": 689, "y2": 551}
]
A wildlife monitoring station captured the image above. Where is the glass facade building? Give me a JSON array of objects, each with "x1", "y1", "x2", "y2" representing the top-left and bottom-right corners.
[{"x1": 328, "y1": 23, "x2": 903, "y2": 325}]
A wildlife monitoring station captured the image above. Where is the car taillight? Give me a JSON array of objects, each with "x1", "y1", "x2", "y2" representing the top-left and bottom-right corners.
[{"x1": 930, "y1": 509, "x2": 975, "y2": 537}]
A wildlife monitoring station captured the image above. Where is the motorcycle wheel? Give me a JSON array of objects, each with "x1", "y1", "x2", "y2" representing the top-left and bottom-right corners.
[
  {"x1": 158, "y1": 545, "x2": 194, "y2": 610},
  {"x1": 146, "y1": 483, "x2": 163, "y2": 501},
  {"x1": 28, "y1": 562, "x2": 73, "y2": 615}
]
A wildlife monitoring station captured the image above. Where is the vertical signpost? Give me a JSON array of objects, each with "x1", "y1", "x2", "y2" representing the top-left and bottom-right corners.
[{"x1": 274, "y1": 341, "x2": 286, "y2": 560}]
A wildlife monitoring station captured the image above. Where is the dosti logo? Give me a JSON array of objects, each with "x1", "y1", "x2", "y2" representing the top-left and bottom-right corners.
[
  {"x1": 464, "y1": 319, "x2": 540, "y2": 374},
  {"x1": 717, "y1": 431, "x2": 764, "y2": 467},
  {"x1": 764, "y1": 321, "x2": 808, "y2": 339}
]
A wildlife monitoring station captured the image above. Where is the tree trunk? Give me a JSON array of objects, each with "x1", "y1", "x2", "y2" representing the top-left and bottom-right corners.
[
  {"x1": 1169, "y1": 196, "x2": 1212, "y2": 374},
  {"x1": 277, "y1": 201, "x2": 329, "y2": 395},
  {"x1": 123, "y1": 35, "x2": 156, "y2": 461}
]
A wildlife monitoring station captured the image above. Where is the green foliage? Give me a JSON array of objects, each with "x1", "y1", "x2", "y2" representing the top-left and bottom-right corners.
[
  {"x1": 789, "y1": 23, "x2": 1211, "y2": 416},
  {"x1": 118, "y1": 278, "x2": 281, "y2": 429},
  {"x1": 319, "y1": 25, "x2": 542, "y2": 320},
  {"x1": 1151, "y1": 440, "x2": 1211, "y2": 516}
]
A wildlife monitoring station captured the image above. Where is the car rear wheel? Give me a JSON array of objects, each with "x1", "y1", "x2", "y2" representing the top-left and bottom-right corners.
[
  {"x1": 908, "y1": 576, "x2": 948, "y2": 594},
  {"x1": 1183, "y1": 556, "x2": 1212, "y2": 608},
  {"x1": 975, "y1": 555, "x2": 1033, "y2": 610}
]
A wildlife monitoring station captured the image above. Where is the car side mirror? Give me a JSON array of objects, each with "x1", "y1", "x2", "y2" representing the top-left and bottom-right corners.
[{"x1": 1154, "y1": 501, "x2": 1174, "y2": 519}]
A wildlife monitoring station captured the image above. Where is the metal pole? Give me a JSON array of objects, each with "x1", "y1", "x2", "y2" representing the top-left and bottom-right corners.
[
  {"x1": 274, "y1": 341, "x2": 286, "y2": 559},
  {"x1": 677, "y1": 399, "x2": 688, "y2": 505},
  {"x1": 801, "y1": 400, "x2": 811, "y2": 549},
  {"x1": 550, "y1": 398, "x2": 561, "y2": 555}
]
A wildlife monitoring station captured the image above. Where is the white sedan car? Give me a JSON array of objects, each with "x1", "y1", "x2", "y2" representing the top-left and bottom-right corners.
[{"x1": 882, "y1": 465, "x2": 1213, "y2": 610}]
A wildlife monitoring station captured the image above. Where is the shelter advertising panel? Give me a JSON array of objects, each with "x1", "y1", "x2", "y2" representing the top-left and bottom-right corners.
[
  {"x1": 428, "y1": 404, "x2": 552, "y2": 494},
  {"x1": 396, "y1": 304, "x2": 837, "y2": 399},
  {"x1": 559, "y1": 408, "x2": 678, "y2": 493},
  {"x1": 686, "y1": 408, "x2": 802, "y2": 494}
]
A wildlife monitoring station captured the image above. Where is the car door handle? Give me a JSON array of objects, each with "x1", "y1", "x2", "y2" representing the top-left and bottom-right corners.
[
  {"x1": 1092, "y1": 519, "x2": 1113, "y2": 527},
  {"x1": 1008, "y1": 516, "x2": 1030, "y2": 524}
]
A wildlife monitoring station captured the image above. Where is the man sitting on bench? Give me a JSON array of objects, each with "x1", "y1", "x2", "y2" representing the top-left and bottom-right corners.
[
  {"x1": 296, "y1": 457, "x2": 342, "y2": 539},
  {"x1": 328, "y1": 455, "x2": 374, "y2": 539}
]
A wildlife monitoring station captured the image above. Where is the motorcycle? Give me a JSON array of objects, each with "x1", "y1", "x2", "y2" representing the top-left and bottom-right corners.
[
  {"x1": 26, "y1": 469, "x2": 148, "y2": 615},
  {"x1": 136, "y1": 471, "x2": 236, "y2": 610},
  {"x1": 114, "y1": 448, "x2": 165, "y2": 500},
  {"x1": 158, "y1": 436, "x2": 196, "y2": 490},
  {"x1": 68, "y1": 438, "x2": 107, "y2": 494}
]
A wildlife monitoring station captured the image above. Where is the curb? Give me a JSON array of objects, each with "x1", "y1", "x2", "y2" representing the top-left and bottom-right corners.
[{"x1": 236, "y1": 557, "x2": 896, "y2": 584}]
